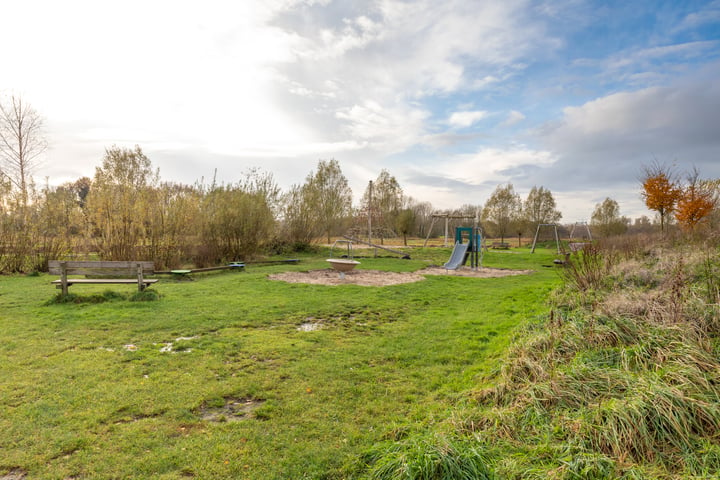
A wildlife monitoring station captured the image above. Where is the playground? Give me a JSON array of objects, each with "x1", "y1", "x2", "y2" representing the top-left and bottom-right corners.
[{"x1": 282, "y1": 228, "x2": 529, "y2": 286}]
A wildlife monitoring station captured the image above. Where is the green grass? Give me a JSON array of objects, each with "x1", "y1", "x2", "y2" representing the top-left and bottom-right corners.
[{"x1": 0, "y1": 247, "x2": 560, "y2": 479}]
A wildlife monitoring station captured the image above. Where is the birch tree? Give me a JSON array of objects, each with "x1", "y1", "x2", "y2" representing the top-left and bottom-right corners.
[{"x1": 0, "y1": 95, "x2": 46, "y2": 207}]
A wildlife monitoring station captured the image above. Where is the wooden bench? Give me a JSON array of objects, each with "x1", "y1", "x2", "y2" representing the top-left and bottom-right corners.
[
  {"x1": 49, "y1": 260, "x2": 157, "y2": 295},
  {"x1": 491, "y1": 242, "x2": 510, "y2": 249}
]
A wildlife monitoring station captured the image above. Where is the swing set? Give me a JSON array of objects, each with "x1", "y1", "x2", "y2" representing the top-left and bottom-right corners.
[{"x1": 530, "y1": 222, "x2": 593, "y2": 254}]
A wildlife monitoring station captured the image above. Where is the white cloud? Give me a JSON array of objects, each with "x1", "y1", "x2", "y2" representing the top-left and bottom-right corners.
[
  {"x1": 419, "y1": 146, "x2": 557, "y2": 188},
  {"x1": 573, "y1": 40, "x2": 720, "y2": 89},
  {"x1": 605, "y1": 41, "x2": 719, "y2": 72},
  {"x1": 448, "y1": 111, "x2": 488, "y2": 128},
  {"x1": 675, "y1": 1, "x2": 720, "y2": 31},
  {"x1": 335, "y1": 101, "x2": 430, "y2": 151},
  {"x1": 551, "y1": 70, "x2": 720, "y2": 144}
]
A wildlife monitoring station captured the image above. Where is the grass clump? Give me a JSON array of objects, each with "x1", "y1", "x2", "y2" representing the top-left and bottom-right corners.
[
  {"x1": 360, "y1": 433, "x2": 495, "y2": 480},
  {"x1": 559, "y1": 244, "x2": 614, "y2": 293},
  {"x1": 45, "y1": 288, "x2": 160, "y2": 304},
  {"x1": 129, "y1": 288, "x2": 161, "y2": 302},
  {"x1": 45, "y1": 289, "x2": 128, "y2": 304}
]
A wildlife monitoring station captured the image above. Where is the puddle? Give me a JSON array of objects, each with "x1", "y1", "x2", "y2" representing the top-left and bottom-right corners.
[
  {"x1": 297, "y1": 322, "x2": 322, "y2": 332},
  {"x1": 158, "y1": 335, "x2": 199, "y2": 353}
]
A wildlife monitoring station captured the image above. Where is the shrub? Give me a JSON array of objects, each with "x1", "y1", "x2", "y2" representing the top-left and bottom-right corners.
[{"x1": 560, "y1": 244, "x2": 614, "y2": 292}]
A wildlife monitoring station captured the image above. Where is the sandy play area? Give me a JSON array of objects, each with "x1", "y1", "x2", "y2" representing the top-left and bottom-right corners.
[{"x1": 268, "y1": 266, "x2": 533, "y2": 286}]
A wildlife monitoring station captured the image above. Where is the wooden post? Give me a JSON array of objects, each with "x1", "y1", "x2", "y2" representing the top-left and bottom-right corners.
[
  {"x1": 137, "y1": 263, "x2": 144, "y2": 291},
  {"x1": 444, "y1": 216, "x2": 449, "y2": 247},
  {"x1": 60, "y1": 261, "x2": 68, "y2": 296},
  {"x1": 531, "y1": 225, "x2": 540, "y2": 253},
  {"x1": 367, "y1": 180, "x2": 372, "y2": 246}
]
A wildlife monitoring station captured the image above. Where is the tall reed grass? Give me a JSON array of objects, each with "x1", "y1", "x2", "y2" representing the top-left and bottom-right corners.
[{"x1": 462, "y1": 241, "x2": 720, "y2": 478}]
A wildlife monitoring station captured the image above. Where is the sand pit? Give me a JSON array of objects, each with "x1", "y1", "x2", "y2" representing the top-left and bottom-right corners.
[{"x1": 268, "y1": 266, "x2": 533, "y2": 286}]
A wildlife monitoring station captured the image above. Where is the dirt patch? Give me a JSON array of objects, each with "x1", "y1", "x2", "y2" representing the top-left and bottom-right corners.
[
  {"x1": 268, "y1": 266, "x2": 532, "y2": 287},
  {"x1": 0, "y1": 470, "x2": 26, "y2": 480},
  {"x1": 199, "y1": 398, "x2": 265, "y2": 423}
]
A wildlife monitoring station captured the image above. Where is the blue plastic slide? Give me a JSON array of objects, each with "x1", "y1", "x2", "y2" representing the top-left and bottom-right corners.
[{"x1": 443, "y1": 242, "x2": 469, "y2": 270}]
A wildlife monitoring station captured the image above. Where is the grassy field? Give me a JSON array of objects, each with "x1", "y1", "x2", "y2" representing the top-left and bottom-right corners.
[{"x1": 0, "y1": 247, "x2": 560, "y2": 479}]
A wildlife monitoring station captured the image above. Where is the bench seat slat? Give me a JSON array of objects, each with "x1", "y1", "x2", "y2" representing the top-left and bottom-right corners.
[{"x1": 48, "y1": 260, "x2": 154, "y2": 275}]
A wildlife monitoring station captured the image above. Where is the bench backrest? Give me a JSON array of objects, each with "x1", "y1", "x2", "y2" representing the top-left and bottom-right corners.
[{"x1": 49, "y1": 260, "x2": 154, "y2": 277}]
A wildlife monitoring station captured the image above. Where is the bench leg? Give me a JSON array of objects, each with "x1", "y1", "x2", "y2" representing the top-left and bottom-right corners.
[{"x1": 60, "y1": 263, "x2": 69, "y2": 296}]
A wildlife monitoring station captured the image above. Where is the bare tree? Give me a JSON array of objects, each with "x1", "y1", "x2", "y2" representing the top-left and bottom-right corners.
[
  {"x1": 408, "y1": 198, "x2": 434, "y2": 238},
  {"x1": 361, "y1": 169, "x2": 404, "y2": 244},
  {"x1": 0, "y1": 95, "x2": 46, "y2": 206}
]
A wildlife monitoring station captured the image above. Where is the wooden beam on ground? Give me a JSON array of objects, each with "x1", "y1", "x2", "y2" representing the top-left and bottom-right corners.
[{"x1": 342, "y1": 235, "x2": 410, "y2": 259}]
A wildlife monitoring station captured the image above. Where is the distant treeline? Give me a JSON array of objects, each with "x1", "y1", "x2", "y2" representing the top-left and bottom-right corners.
[{"x1": 2, "y1": 146, "x2": 717, "y2": 274}]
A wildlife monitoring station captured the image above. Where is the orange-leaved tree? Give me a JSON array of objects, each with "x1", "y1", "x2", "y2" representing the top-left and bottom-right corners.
[
  {"x1": 675, "y1": 167, "x2": 715, "y2": 231},
  {"x1": 640, "y1": 162, "x2": 681, "y2": 232}
]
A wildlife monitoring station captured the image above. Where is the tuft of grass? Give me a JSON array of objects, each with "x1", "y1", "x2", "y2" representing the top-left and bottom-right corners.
[
  {"x1": 45, "y1": 289, "x2": 128, "y2": 304},
  {"x1": 360, "y1": 433, "x2": 495, "y2": 480},
  {"x1": 695, "y1": 250, "x2": 720, "y2": 304},
  {"x1": 129, "y1": 288, "x2": 161, "y2": 302},
  {"x1": 558, "y1": 452, "x2": 619, "y2": 480},
  {"x1": 560, "y1": 244, "x2": 614, "y2": 293}
]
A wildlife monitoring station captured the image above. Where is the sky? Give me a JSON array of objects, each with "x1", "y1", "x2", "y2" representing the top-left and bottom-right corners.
[{"x1": 3, "y1": 0, "x2": 720, "y2": 223}]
